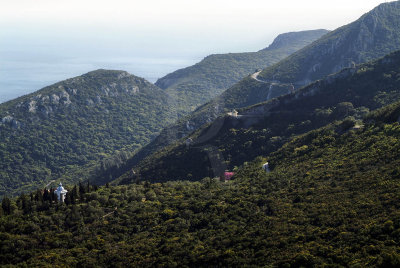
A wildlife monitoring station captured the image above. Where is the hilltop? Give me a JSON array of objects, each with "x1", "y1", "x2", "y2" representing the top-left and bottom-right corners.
[{"x1": 0, "y1": 70, "x2": 177, "y2": 197}]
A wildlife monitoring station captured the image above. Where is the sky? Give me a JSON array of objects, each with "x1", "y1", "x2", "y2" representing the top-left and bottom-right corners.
[{"x1": 0, "y1": 0, "x2": 389, "y2": 102}]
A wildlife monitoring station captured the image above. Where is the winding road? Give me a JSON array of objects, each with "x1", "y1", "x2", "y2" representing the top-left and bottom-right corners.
[
  {"x1": 251, "y1": 71, "x2": 267, "y2": 83},
  {"x1": 251, "y1": 71, "x2": 294, "y2": 98}
]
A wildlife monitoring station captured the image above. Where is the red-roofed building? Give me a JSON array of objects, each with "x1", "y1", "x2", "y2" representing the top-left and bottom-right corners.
[{"x1": 221, "y1": 172, "x2": 234, "y2": 182}]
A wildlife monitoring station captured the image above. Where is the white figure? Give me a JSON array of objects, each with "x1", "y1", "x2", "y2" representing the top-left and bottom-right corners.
[{"x1": 54, "y1": 182, "x2": 68, "y2": 202}]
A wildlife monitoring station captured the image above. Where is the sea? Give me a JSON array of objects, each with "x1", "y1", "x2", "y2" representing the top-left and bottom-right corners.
[{"x1": 0, "y1": 56, "x2": 200, "y2": 104}]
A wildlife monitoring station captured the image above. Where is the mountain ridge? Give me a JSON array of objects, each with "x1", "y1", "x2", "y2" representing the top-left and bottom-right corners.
[
  {"x1": 155, "y1": 29, "x2": 329, "y2": 115},
  {"x1": 258, "y1": 1, "x2": 400, "y2": 86}
]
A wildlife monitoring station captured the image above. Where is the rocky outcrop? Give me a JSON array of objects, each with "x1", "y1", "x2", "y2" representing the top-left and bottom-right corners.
[
  {"x1": 11, "y1": 70, "x2": 145, "y2": 119},
  {"x1": 1, "y1": 115, "x2": 21, "y2": 129},
  {"x1": 23, "y1": 89, "x2": 72, "y2": 115}
]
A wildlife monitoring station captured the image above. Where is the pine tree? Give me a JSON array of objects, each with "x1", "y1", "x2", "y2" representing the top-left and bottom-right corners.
[
  {"x1": 71, "y1": 185, "x2": 79, "y2": 204},
  {"x1": 65, "y1": 192, "x2": 72, "y2": 205},
  {"x1": 1, "y1": 197, "x2": 11, "y2": 215},
  {"x1": 35, "y1": 189, "x2": 43, "y2": 203},
  {"x1": 79, "y1": 182, "x2": 86, "y2": 201},
  {"x1": 43, "y1": 188, "x2": 49, "y2": 201}
]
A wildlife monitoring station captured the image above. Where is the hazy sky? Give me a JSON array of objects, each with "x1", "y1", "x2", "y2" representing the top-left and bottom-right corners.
[
  {"x1": 0, "y1": 0, "x2": 389, "y2": 102},
  {"x1": 0, "y1": 0, "x2": 388, "y2": 55}
]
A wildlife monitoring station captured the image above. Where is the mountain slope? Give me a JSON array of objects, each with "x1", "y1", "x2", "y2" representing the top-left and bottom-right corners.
[
  {"x1": 116, "y1": 49, "x2": 400, "y2": 184},
  {"x1": 0, "y1": 70, "x2": 176, "y2": 197},
  {"x1": 217, "y1": 1, "x2": 400, "y2": 109},
  {"x1": 157, "y1": 29, "x2": 329, "y2": 115},
  {"x1": 3, "y1": 103, "x2": 400, "y2": 266},
  {"x1": 123, "y1": 1, "x2": 400, "y2": 173},
  {"x1": 258, "y1": 1, "x2": 400, "y2": 85}
]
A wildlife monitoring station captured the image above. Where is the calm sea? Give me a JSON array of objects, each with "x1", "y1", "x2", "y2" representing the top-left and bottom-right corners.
[{"x1": 0, "y1": 56, "x2": 199, "y2": 103}]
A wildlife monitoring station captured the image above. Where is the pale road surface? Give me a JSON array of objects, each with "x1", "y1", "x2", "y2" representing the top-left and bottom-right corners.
[
  {"x1": 251, "y1": 71, "x2": 276, "y2": 99},
  {"x1": 251, "y1": 71, "x2": 282, "y2": 85},
  {"x1": 251, "y1": 71, "x2": 266, "y2": 83},
  {"x1": 251, "y1": 71, "x2": 294, "y2": 98},
  {"x1": 45, "y1": 180, "x2": 55, "y2": 188}
]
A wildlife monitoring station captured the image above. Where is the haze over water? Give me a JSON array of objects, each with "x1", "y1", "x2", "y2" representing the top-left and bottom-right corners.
[{"x1": 0, "y1": 53, "x2": 199, "y2": 103}]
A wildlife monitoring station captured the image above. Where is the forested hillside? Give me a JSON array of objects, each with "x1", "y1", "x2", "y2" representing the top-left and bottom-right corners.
[
  {"x1": 117, "y1": 49, "x2": 400, "y2": 184},
  {"x1": 0, "y1": 70, "x2": 176, "y2": 198},
  {"x1": 122, "y1": 1, "x2": 400, "y2": 174},
  {"x1": 157, "y1": 29, "x2": 328, "y2": 115},
  {"x1": 258, "y1": 1, "x2": 400, "y2": 85},
  {"x1": 2, "y1": 102, "x2": 400, "y2": 266},
  {"x1": 3, "y1": 1, "x2": 400, "y2": 267}
]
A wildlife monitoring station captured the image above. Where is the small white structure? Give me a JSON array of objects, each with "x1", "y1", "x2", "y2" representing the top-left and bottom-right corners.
[
  {"x1": 262, "y1": 162, "x2": 270, "y2": 173},
  {"x1": 185, "y1": 138, "x2": 193, "y2": 148},
  {"x1": 227, "y1": 109, "x2": 238, "y2": 118},
  {"x1": 54, "y1": 182, "x2": 68, "y2": 202}
]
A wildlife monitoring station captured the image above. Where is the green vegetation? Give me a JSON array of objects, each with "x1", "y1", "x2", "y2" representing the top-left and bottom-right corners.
[
  {"x1": 258, "y1": 1, "x2": 400, "y2": 85},
  {"x1": 157, "y1": 30, "x2": 328, "y2": 116},
  {"x1": 119, "y1": 50, "x2": 400, "y2": 183},
  {"x1": 3, "y1": 2, "x2": 400, "y2": 265},
  {"x1": 0, "y1": 70, "x2": 177, "y2": 198},
  {"x1": 125, "y1": 2, "x2": 400, "y2": 172},
  {"x1": 2, "y1": 101, "x2": 400, "y2": 266},
  {"x1": 0, "y1": 31, "x2": 327, "y2": 199}
]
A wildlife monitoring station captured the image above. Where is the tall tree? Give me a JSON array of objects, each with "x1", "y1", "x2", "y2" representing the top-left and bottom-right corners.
[{"x1": 1, "y1": 197, "x2": 11, "y2": 215}]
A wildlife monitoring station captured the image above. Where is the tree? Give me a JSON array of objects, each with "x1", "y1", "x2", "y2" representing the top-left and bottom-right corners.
[
  {"x1": 79, "y1": 182, "x2": 86, "y2": 196},
  {"x1": 334, "y1": 102, "x2": 355, "y2": 117},
  {"x1": 65, "y1": 192, "x2": 72, "y2": 205},
  {"x1": 43, "y1": 188, "x2": 49, "y2": 201},
  {"x1": 1, "y1": 196, "x2": 11, "y2": 215},
  {"x1": 71, "y1": 185, "x2": 79, "y2": 204}
]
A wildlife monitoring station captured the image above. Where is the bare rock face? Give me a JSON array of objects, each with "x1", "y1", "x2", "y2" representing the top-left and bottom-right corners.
[
  {"x1": 51, "y1": 94, "x2": 60, "y2": 105},
  {"x1": 59, "y1": 90, "x2": 71, "y2": 105},
  {"x1": 1, "y1": 115, "x2": 21, "y2": 129},
  {"x1": 21, "y1": 87, "x2": 73, "y2": 116},
  {"x1": 2, "y1": 115, "x2": 14, "y2": 124},
  {"x1": 28, "y1": 100, "x2": 37, "y2": 113}
]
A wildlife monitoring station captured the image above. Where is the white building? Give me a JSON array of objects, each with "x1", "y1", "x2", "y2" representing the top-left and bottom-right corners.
[
  {"x1": 54, "y1": 182, "x2": 68, "y2": 202},
  {"x1": 262, "y1": 162, "x2": 270, "y2": 173},
  {"x1": 227, "y1": 109, "x2": 238, "y2": 118}
]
